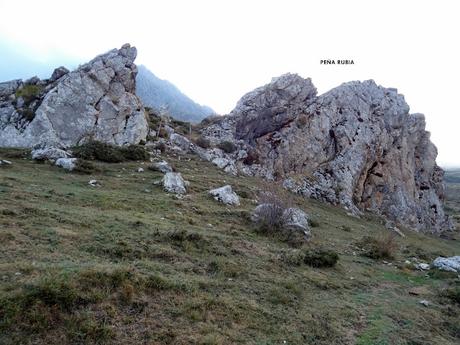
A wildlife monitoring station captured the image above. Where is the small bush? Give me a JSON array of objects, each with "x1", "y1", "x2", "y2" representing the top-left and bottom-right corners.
[
  {"x1": 341, "y1": 225, "x2": 352, "y2": 232},
  {"x1": 303, "y1": 249, "x2": 339, "y2": 268},
  {"x1": 158, "y1": 127, "x2": 169, "y2": 138},
  {"x1": 243, "y1": 149, "x2": 260, "y2": 165},
  {"x1": 121, "y1": 145, "x2": 150, "y2": 161},
  {"x1": 254, "y1": 189, "x2": 293, "y2": 234},
  {"x1": 218, "y1": 141, "x2": 237, "y2": 153},
  {"x1": 73, "y1": 141, "x2": 149, "y2": 162},
  {"x1": 73, "y1": 159, "x2": 98, "y2": 174},
  {"x1": 357, "y1": 234, "x2": 397, "y2": 260},
  {"x1": 442, "y1": 286, "x2": 460, "y2": 304},
  {"x1": 155, "y1": 142, "x2": 167, "y2": 153},
  {"x1": 309, "y1": 219, "x2": 320, "y2": 228},
  {"x1": 15, "y1": 84, "x2": 42, "y2": 105},
  {"x1": 195, "y1": 136, "x2": 211, "y2": 148}
]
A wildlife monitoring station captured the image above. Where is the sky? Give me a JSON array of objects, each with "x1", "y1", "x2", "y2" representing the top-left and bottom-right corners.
[{"x1": 0, "y1": 0, "x2": 459, "y2": 167}]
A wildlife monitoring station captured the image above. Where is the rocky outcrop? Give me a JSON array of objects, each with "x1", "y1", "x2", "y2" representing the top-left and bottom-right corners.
[
  {"x1": 199, "y1": 74, "x2": 452, "y2": 234},
  {"x1": 0, "y1": 44, "x2": 148, "y2": 148}
]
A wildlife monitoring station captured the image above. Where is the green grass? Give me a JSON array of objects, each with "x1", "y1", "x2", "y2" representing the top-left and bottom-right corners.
[{"x1": 0, "y1": 148, "x2": 459, "y2": 344}]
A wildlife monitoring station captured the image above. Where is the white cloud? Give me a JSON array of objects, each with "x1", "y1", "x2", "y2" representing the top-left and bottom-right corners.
[{"x1": 0, "y1": 0, "x2": 458, "y2": 166}]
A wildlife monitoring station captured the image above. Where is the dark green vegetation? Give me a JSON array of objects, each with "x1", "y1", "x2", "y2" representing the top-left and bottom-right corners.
[
  {"x1": 72, "y1": 141, "x2": 149, "y2": 163},
  {"x1": 0, "y1": 148, "x2": 459, "y2": 344}
]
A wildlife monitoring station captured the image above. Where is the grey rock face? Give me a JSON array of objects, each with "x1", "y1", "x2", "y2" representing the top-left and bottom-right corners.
[
  {"x1": 0, "y1": 44, "x2": 148, "y2": 148},
  {"x1": 432, "y1": 256, "x2": 460, "y2": 272},
  {"x1": 209, "y1": 185, "x2": 240, "y2": 205},
  {"x1": 200, "y1": 74, "x2": 452, "y2": 234},
  {"x1": 162, "y1": 172, "x2": 187, "y2": 194}
]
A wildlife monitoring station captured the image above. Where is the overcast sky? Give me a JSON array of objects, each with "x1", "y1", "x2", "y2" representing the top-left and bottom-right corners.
[{"x1": 0, "y1": 0, "x2": 458, "y2": 166}]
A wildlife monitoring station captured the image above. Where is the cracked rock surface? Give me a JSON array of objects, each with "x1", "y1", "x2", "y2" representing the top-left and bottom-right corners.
[
  {"x1": 199, "y1": 74, "x2": 452, "y2": 234},
  {"x1": 0, "y1": 44, "x2": 147, "y2": 148}
]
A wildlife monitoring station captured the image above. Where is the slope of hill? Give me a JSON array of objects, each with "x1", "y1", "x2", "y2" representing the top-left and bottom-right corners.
[
  {"x1": 136, "y1": 65, "x2": 214, "y2": 123},
  {"x1": 0, "y1": 146, "x2": 459, "y2": 344}
]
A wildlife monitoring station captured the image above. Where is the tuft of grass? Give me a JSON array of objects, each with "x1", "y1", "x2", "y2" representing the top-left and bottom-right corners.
[
  {"x1": 357, "y1": 234, "x2": 398, "y2": 260},
  {"x1": 217, "y1": 141, "x2": 237, "y2": 153},
  {"x1": 73, "y1": 159, "x2": 99, "y2": 174},
  {"x1": 303, "y1": 249, "x2": 339, "y2": 268},
  {"x1": 194, "y1": 136, "x2": 211, "y2": 148}
]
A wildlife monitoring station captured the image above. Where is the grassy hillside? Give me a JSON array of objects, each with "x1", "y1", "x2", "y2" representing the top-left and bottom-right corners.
[
  {"x1": 0, "y1": 149, "x2": 459, "y2": 345},
  {"x1": 445, "y1": 169, "x2": 460, "y2": 228}
]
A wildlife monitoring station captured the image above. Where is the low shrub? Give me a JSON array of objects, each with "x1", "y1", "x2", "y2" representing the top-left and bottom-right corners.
[
  {"x1": 254, "y1": 189, "x2": 293, "y2": 235},
  {"x1": 442, "y1": 286, "x2": 460, "y2": 304},
  {"x1": 218, "y1": 140, "x2": 237, "y2": 153},
  {"x1": 73, "y1": 159, "x2": 98, "y2": 174},
  {"x1": 195, "y1": 136, "x2": 211, "y2": 149},
  {"x1": 73, "y1": 141, "x2": 149, "y2": 162},
  {"x1": 309, "y1": 219, "x2": 320, "y2": 228},
  {"x1": 303, "y1": 249, "x2": 339, "y2": 268},
  {"x1": 357, "y1": 234, "x2": 398, "y2": 260},
  {"x1": 243, "y1": 149, "x2": 260, "y2": 165}
]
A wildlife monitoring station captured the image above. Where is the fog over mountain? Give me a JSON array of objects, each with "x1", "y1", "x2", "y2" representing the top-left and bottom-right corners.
[{"x1": 136, "y1": 65, "x2": 214, "y2": 123}]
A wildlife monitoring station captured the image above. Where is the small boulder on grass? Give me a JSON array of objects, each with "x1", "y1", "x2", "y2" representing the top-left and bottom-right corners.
[
  {"x1": 149, "y1": 160, "x2": 173, "y2": 173},
  {"x1": 55, "y1": 157, "x2": 77, "y2": 171},
  {"x1": 209, "y1": 185, "x2": 240, "y2": 206},
  {"x1": 162, "y1": 172, "x2": 187, "y2": 194}
]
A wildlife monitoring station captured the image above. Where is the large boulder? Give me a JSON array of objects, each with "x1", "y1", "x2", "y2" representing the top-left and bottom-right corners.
[
  {"x1": 0, "y1": 44, "x2": 148, "y2": 148},
  {"x1": 200, "y1": 75, "x2": 452, "y2": 234},
  {"x1": 162, "y1": 172, "x2": 187, "y2": 194},
  {"x1": 432, "y1": 256, "x2": 460, "y2": 272},
  {"x1": 209, "y1": 185, "x2": 240, "y2": 205}
]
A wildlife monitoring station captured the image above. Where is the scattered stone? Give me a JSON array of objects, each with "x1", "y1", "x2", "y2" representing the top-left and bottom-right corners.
[
  {"x1": 162, "y1": 172, "x2": 187, "y2": 194},
  {"x1": 0, "y1": 159, "x2": 12, "y2": 165},
  {"x1": 137, "y1": 167, "x2": 144, "y2": 173},
  {"x1": 415, "y1": 263, "x2": 430, "y2": 271},
  {"x1": 432, "y1": 256, "x2": 460, "y2": 273},
  {"x1": 419, "y1": 300, "x2": 430, "y2": 307},
  {"x1": 55, "y1": 157, "x2": 77, "y2": 171},
  {"x1": 209, "y1": 185, "x2": 240, "y2": 205},
  {"x1": 149, "y1": 160, "x2": 173, "y2": 173},
  {"x1": 88, "y1": 180, "x2": 99, "y2": 187}
]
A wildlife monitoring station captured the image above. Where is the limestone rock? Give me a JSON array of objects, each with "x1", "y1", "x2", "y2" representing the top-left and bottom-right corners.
[
  {"x1": 149, "y1": 160, "x2": 173, "y2": 173},
  {"x1": 50, "y1": 67, "x2": 69, "y2": 82},
  {"x1": 209, "y1": 185, "x2": 240, "y2": 205},
  {"x1": 200, "y1": 74, "x2": 452, "y2": 234},
  {"x1": 0, "y1": 44, "x2": 148, "y2": 148},
  {"x1": 55, "y1": 157, "x2": 77, "y2": 171},
  {"x1": 170, "y1": 133, "x2": 192, "y2": 151},
  {"x1": 432, "y1": 256, "x2": 460, "y2": 272},
  {"x1": 163, "y1": 172, "x2": 187, "y2": 194},
  {"x1": 32, "y1": 147, "x2": 70, "y2": 161}
]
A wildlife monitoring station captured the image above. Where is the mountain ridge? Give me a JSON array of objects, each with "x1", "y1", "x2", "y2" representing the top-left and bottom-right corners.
[{"x1": 136, "y1": 65, "x2": 214, "y2": 123}]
